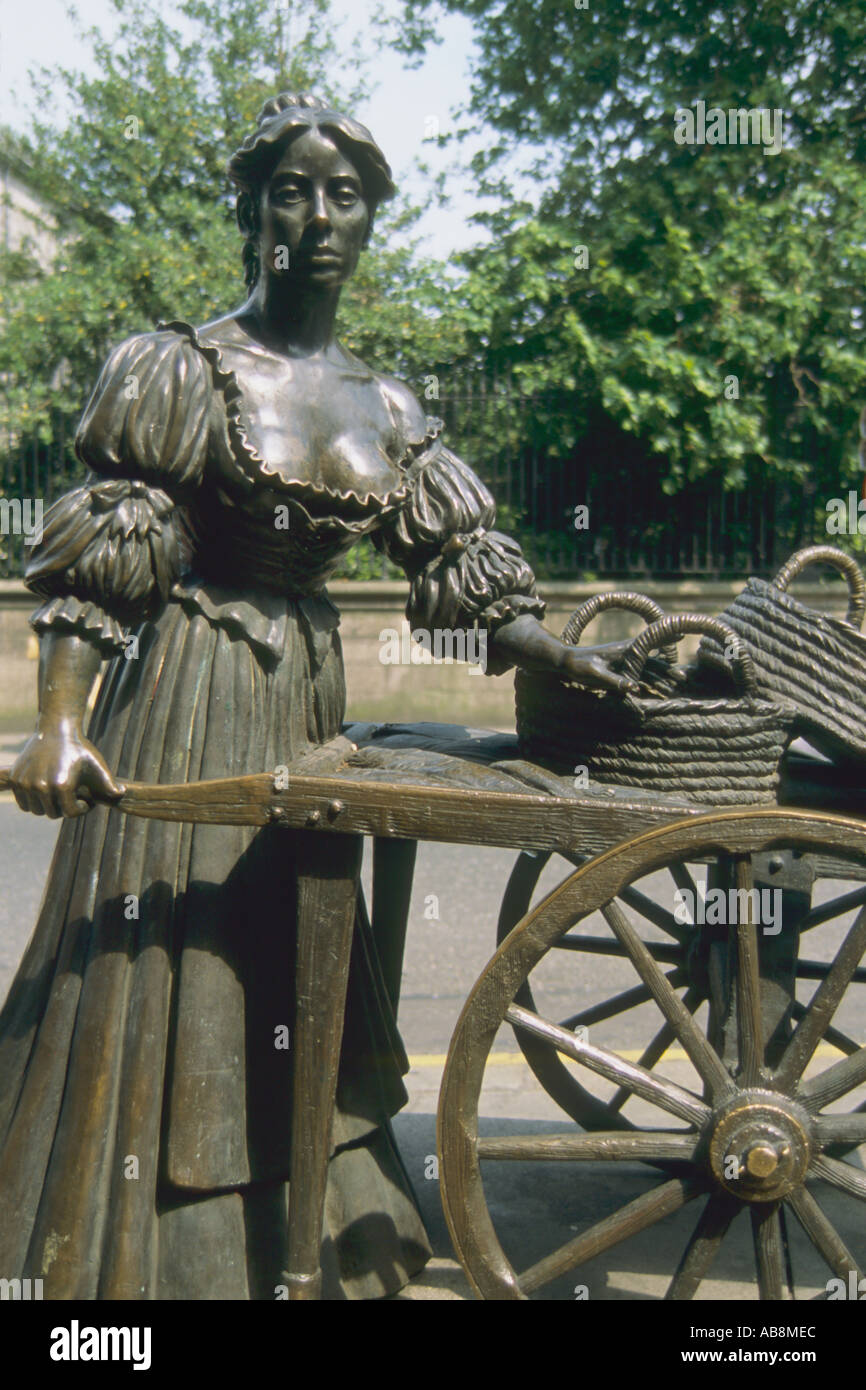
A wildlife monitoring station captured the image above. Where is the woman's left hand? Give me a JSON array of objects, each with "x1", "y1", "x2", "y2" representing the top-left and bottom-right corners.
[{"x1": 555, "y1": 637, "x2": 639, "y2": 694}]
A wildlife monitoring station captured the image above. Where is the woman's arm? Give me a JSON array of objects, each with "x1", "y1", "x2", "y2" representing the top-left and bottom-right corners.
[
  {"x1": 375, "y1": 384, "x2": 636, "y2": 694},
  {"x1": 489, "y1": 613, "x2": 637, "y2": 695},
  {"x1": 10, "y1": 632, "x2": 123, "y2": 818},
  {"x1": 11, "y1": 329, "x2": 211, "y2": 818}
]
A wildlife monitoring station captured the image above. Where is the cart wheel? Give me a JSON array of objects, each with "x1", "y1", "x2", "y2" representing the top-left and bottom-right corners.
[
  {"x1": 497, "y1": 847, "x2": 703, "y2": 1132},
  {"x1": 439, "y1": 810, "x2": 866, "y2": 1300}
]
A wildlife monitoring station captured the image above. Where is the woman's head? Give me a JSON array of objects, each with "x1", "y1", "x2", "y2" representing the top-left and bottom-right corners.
[{"x1": 228, "y1": 93, "x2": 396, "y2": 291}]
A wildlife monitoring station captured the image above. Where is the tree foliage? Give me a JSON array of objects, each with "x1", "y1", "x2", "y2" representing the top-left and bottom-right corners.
[{"x1": 395, "y1": 0, "x2": 866, "y2": 512}]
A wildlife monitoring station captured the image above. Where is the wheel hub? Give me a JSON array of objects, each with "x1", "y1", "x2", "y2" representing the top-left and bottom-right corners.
[{"x1": 708, "y1": 1090, "x2": 812, "y2": 1202}]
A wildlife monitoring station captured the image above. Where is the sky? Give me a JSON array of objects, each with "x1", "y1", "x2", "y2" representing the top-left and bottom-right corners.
[{"x1": 0, "y1": 0, "x2": 491, "y2": 257}]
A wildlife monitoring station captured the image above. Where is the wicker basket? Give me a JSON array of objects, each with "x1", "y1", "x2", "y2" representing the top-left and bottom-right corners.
[
  {"x1": 698, "y1": 545, "x2": 866, "y2": 766},
  {"x1": 515, "y1": 592, "x2": 679, "y2": 778},
  {"x1": 517, "y1": 613, "x2": 794, "y2": 805},
  {"x1": 560, "y1": 590, "x2": 681, "y2": 694}
]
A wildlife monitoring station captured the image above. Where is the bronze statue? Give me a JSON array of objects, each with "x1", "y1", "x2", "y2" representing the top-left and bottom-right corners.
[{"x1": 0, "y1": 93, "x2": 632, "y2": 1300}]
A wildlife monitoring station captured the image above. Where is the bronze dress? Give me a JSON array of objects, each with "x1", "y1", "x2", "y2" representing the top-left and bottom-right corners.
[{"x1": 0, "y1": 318, "x2": 545, "y2": 1299}]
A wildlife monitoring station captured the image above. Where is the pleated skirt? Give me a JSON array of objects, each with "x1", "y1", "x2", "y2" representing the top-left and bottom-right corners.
[{"x1": 0, "y1": 592, "x2": 431, "y2": 1298}]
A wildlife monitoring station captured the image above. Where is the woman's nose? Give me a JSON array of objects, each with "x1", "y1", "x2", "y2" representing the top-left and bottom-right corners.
[{"x1": 308, "y1": 188, "x2": 331, "y2": 229}]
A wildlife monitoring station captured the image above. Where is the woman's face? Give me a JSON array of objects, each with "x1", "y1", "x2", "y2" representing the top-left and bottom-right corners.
[{"x1": 257, "y1": 128, "x2": 370, "y2": 290}]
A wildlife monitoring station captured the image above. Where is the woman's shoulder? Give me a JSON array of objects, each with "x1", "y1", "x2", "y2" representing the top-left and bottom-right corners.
[
  {"x1": 76, "y1": 323, "x2": 213, "y2": 486},
  {"x1": 81, "y1": 325, "x2": 215, "y2": 428},
  {"x1": 96, "y1": 322, "x2": 209, "y2": 373}
]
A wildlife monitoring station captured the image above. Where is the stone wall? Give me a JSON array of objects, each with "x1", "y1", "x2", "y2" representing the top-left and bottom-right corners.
[{"x1": 0, "y1": 576, "x2": 854, "y2": 734}]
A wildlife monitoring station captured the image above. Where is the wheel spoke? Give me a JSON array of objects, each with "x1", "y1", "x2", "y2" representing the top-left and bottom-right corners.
[
  {"x1": 553, "y1": 934, "x2": 682, "y2": 964},
  {"x1": 799, "y1": 886, "x2": 866, "y2": 932},
  {"x1": 811, "y1": 1154, "x2": 866, "y2": 1202},
  {"x1": 618, "y1": 883, "x2": 689, "y2": 944},
  {"x1": 506, "y1": 1003, "x2": 710, "y2": 1127},
  {"x1": 665, "y1": 1193, "x2": 740, "y2": 1300},
  {"x1": 797, "y1": 960, "x2": 866, "y2": 985},
  {"x1": 609, "y1": 986, "x2": 704, "y2": 1114},
  {"x1": 706, "y1": 939, "x2": 731, "y2": 1067},
  {"x1": 733, "y1": 856, "x2": 765, "y2": 1086},
  {"x1": 477, "y1": 1132, "x2": 698, "y2": 1162},
  {"x1": 519, "y1": 1176, "x2": 705, "y2": 1295},
  {"x1": 791, "y1": 1001, "x2": 861, "y2": 1057},
  {"x1": 601, "y1": 898, "x2": 733, "y2": 1100},
  {"x1": 751, "y1": 1203, "x2": 786, "y2": 1300},
  {"x1": 791, "y1": 1021, "x2": 864, "y2": 1158},
  {"x1": 669, "y1": 860, "x2": 700, "y2": 904},
  {"x1": 779, "y1": 1204, "x2": 796, "y2": 1301},
  {"x1": 816, "y1": 1114, "x2": 866, "y2": 1146},
  {"x1": 560, "y1": 970, "x2": 686, "y2": 1033},
  {"x1": 788, "y1": 1185, "x2": 865, "y2": 1282},
  {"x1": 800, "y1": 1043, "x2": 866, "y2": 1110},
  {"x1": 776, "y1": 905, "x2": 866, "y2": 1089}
]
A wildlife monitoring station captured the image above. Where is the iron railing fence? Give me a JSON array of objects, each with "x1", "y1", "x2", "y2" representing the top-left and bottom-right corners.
[
  {"x1": 0, "y1": 381, "x2": 841, "y2": 582},
  {"x1": 433, "y1": 381, "x2": 830, "y2": 581}
]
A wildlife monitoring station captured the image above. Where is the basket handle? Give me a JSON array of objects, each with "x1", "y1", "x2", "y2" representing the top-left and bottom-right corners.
[
  {"x1": 620, "y1": 614, "x2": 757, "y2": 696},
  {"x1": 561, "y1": 591, "x2": 678, "y2": 667},
  {"x1": 773, "y1": 545, "x2": 866, "y2": 629}
]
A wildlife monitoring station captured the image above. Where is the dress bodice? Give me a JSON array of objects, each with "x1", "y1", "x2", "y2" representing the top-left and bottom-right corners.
[
  {"x1": 162, "y1": 319, "x2": 429, "y2": 596},
  {"x1": 25, "y1": 318, "x2": 546, "y2": 671},
  {"x1": 195, "y1": 317, "x2": 409, "y2": 494}
]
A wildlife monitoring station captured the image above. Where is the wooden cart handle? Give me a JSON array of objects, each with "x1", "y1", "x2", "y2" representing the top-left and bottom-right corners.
[{"x1": 0, "y1": 766, "x2": 700, "y2": 851}]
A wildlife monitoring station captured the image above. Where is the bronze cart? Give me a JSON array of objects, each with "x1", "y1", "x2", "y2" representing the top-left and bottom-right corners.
[{"x1": 6, "y1": 720, "x2": 866, "y2": 1300}]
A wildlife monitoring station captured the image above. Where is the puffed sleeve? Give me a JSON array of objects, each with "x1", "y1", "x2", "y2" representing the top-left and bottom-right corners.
[
  {"x1": 374, "y1": 426, "x2": 546, "y2": 676},
  {"x1": 24, "y1": 330, "x2": 210, "y2": 653}
]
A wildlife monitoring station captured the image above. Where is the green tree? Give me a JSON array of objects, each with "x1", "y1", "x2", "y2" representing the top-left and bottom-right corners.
[{"x1": 393, "y1": 0, "x2": 866, "y2": 556}]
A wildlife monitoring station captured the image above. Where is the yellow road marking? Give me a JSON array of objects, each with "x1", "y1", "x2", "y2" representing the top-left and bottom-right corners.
[{"x1": 409, "y1": 1042, "x2": 846, "y2": 1068}]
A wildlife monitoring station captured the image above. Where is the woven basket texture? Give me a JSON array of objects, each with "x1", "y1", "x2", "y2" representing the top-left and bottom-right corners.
[{"x1": 699, "y1": 576, "x2": 866, "y2": 765}]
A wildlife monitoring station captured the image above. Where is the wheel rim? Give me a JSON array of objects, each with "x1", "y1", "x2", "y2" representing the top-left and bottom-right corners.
[{"x1": 438, "y1": 810, "x2": 866, "y2": 1300}]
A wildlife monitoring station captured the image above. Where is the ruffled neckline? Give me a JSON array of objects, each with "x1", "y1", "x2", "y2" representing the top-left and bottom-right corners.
[{"x1": 158, "y1": 318, "x2": 442, "y2": 522}]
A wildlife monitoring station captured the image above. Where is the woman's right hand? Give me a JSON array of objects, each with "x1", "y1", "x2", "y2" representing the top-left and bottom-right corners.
[{"x1": 9, "y1": 721, "x2": 124, "y2": 818}]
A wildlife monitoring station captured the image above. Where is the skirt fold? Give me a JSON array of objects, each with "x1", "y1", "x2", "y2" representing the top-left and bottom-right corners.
[{"x1": 0, "y1": 591, "x2": 431, "y2": 1299}]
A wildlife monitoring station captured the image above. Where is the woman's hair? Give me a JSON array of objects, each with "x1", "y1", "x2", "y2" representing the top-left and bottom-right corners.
[{"x1": 227, "y1": 92, "x2": 397, "y2": 291}]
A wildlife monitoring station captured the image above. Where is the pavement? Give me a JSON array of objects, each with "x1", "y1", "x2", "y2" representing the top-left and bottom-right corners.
[{"x1": 1, "y1": 726, "x2": 865, "y2": 1302}]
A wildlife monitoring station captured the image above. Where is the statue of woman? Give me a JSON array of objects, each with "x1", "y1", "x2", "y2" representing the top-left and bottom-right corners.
[{"x1": 0, "y1": 93, "x2": 632, "y2": 1299}]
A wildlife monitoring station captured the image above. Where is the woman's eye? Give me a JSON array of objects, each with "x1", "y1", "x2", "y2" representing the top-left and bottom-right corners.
[
  {"x1": 274, "y1": 186, "x2": 305, "y2": 203},
  {"x1": 333, "y1": 188, "x2": 360, "y2": 206}
]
